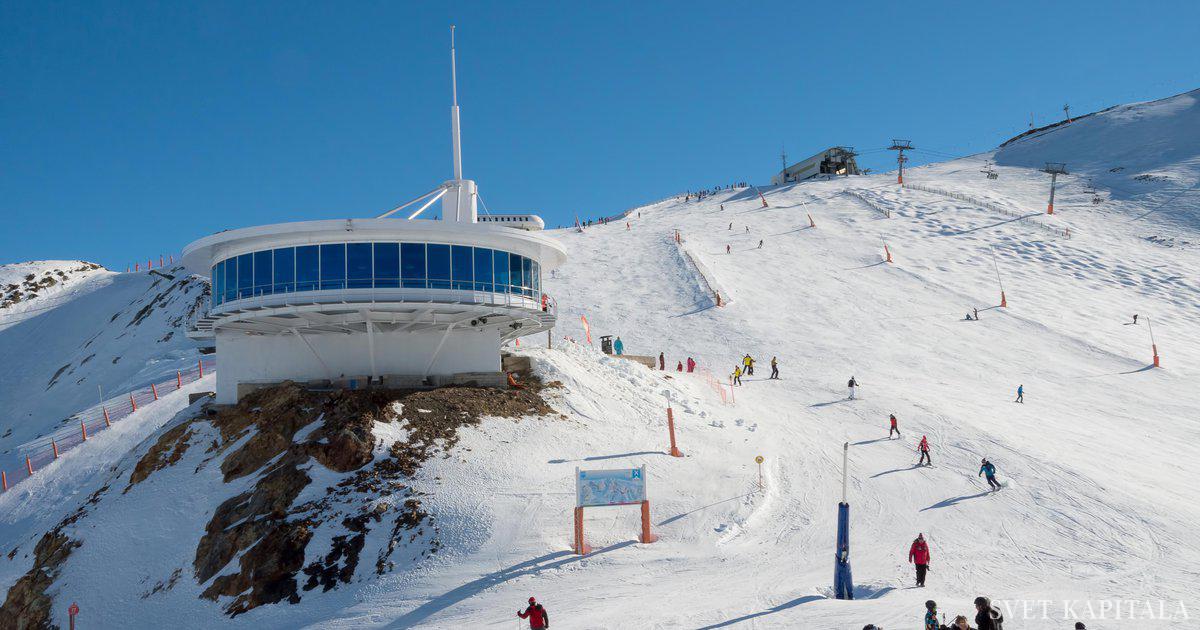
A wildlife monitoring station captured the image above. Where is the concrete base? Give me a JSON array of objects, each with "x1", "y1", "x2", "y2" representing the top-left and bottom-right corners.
[
  {"x1": 215, "y1": 326, "x2": 502, "y2": 404},
  {"x1": 616, "y1": 355, "x2": 657, "y2": 369}
]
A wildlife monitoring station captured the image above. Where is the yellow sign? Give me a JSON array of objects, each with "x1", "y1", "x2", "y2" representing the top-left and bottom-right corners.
[{"x1": 755, "y1": 456, "x2": 764, "y2": 464}]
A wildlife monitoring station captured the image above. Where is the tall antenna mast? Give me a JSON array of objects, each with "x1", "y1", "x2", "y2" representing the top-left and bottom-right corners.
[{"x1": 450, "y1": 25, "x2": 463, "y2": 180}]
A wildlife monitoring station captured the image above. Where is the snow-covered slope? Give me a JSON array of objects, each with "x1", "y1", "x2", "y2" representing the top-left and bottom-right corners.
[
  {"x1": 3, "y1": 90, "x2": 1199, "y2": 629},
  {"x1": 0, "y1": 263, "x2": 208, "y2": 463}
]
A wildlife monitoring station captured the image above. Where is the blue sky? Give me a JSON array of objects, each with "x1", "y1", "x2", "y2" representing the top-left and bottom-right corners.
[{"x1": 3, "y1": 1, "x2": 1198, "y2": 268}]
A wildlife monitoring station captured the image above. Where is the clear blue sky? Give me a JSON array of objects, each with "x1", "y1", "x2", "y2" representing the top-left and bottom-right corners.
[{"x1": 3, "y1": 1, "x2": 1198, "y2": 268}]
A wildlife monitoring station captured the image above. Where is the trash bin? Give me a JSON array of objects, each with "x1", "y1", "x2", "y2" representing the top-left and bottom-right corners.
[{"x1": 600, "y1": 335, "x2": 614, "y2": 355}]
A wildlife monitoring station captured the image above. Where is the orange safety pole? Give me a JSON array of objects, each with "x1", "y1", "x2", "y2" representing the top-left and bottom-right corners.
[
  {"x1": 52, "y1": 440, "x2": 59, "y2": 459},
  {"x1": 1153, "y1": 344, "x2": 1160, "y2": 368},
  {"x1": 666, "y1": 404, "x2": 682, "y2": 457},
  {"x1": 102, "y1": 406, "x2": 110, "y2": 426},
  {"x1": 130, "y1": 392, "x2": 137, "y2": 412},
  {"x1": 1000, "y1": 291, "x2": 1007, "y2": 308},
  {"x1": 160, "y1": 255, "x2": 164, "y2": 267},
  {"x1": 135, "y1": 263, "x2": 139, "y2": 272},
  {"x1": 198, "y1": 360, "x2": 204, "y2": 379},
  {"x1": 26, "y1": 456, "x2": 34, "y2": 475},
  {"x1": 151, "y1": 383, "x2": 159, "y2": 401},
  {"x1": 639, "y1": 500, "x2": 658, "y2": 543},
  {"x1": 884, "y1": 244, "x2": 893, "y2": 263},
  {"x1": 81, "y1": 419, "x2": 88, "y2": 441},
  {"x1": 2, "y1": 471, "x2": 7, "y2": 491},
  {"x1": 177, "y1": 371, "x2": 183, "y2": 389},
  {"x1": 808, "y1": 213, "x2": 816, "y2": 228}
]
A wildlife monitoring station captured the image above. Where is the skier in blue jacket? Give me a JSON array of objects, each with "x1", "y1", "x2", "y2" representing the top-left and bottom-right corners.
[
  {"x1": 613, "y1": 337, "x2": 624, "y2": 356},
  {"x1": 980, "y1": 458, "x2": 1001, "y2": 491}
]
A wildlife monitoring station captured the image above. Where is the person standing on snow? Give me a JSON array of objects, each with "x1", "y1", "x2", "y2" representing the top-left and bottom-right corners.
[
  {"x1": 743, "y1": 354, "x2": 755, "y2": 376},
  {"x1": 769, "y1": 356, "x2": 779, "y2": 379},
  {"x1": 1132, "y1": 314, "x2": 1138, "y2": 325},
  {"x1": 908, "y1": 533, "x2": 931, "y2": 587},
  {"x1": 917, "y1": 435, "x2": 932, "y2": 466},
  {"x1": 613, "y1": 337, "x2": 624, "y2": 356},
  {"x1": 686, "y1": 356, "x2": 696, "y2": 373},
  {"x1": 758, "y1": 239, "x2": 763, "y2": 249},
  {"x1": 973, "y1": 307, "x2": 979, "y2": 320},
  {"x1": 924, "y1": 600, "x2": 942, "y2": 630},
  {"x1": 726, "y1": 244, "x2": 731, "y2": 254},
  {"x1": 847, "y1": 376, "x2": 859, "y2": 399},
  {"x1": 729, "y1": 222, "x2": 733, "y2": 230},
  {"x1": 659, "y1": 352, "x2": 665, "y2": 370},
  {"x1": 732, "y1": 365, "x2": 743, "y2": 386},
  {"x1": 973, "y1": 596, "x2": 1004, "y2": 630},
  {"x1": 518, "y1": 597, "x2": 550, "y2": 629},
  {"x1": 676, "y1": 360, "x2": 683, "y2": 372},
  {"x1": 889, "y1": 414, "x2": 901, "y2": 439},
  {"x1": 1014, "y1": 384, "x2": 1024, "y2": 403},
  {"x1": 979, "y1": 458, "x2": 1001, "y2": 491}
]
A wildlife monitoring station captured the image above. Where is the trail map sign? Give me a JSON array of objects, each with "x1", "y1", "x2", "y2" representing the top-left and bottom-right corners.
[
  {"x1": 573, "y1": 465, "x2": 656, "y2": 554},
  {"x1": 576, "y1": 466, "x2": 646, "y2": 507}
]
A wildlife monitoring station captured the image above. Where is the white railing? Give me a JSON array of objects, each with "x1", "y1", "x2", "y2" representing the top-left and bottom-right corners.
[{"x1": 213, "y1": 285, "x2": 550, "y2": 317}]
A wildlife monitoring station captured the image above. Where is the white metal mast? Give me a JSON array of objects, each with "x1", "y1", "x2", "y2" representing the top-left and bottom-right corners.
[{"x1": 450, "y1": 25, "x2": 463, "y2": 180}]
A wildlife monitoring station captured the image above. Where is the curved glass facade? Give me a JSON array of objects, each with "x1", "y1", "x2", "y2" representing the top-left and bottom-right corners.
[{"x1": 211, "y1": 242, "x2": 541, "y2": 308}]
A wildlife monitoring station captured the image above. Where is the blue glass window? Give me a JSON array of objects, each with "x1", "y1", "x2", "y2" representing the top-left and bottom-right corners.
[
  {"x1": 224, "y1": 257, "x2": 237, "y2": 302},
  {"x1": 427, "y1": 244, "x2": 451, "y2": 290},
  {"x1": 273, "y1": 247, "x2": 295, "y2": 293},
  {"x1": 212, "y1": 262, "x2": 223, "y2": 306},
  {"x1": 509, "y1": 254, "x2": 522, "y2": 294},
  {"x1": 493, "y1": 250, "x2": 508, "y2": 291},
  {"x1": 374, "y1": 242, "x2": 399, "y2": 288},
  {"x1": 401, "y1": 243, "x2": 426, "y2": 288},
  {"x1": 522, "y1": 256, "x2": 532, "y2": 296},
  {"x1": 296, "y1": 245, "x2": 319, "y2": 292},
  {"x1": 347, "y1": 243, "x2": 372, "y2": 289},
  {"x1": 473, "y1": 247, "x2": 493, "y2": 292},
  {"x1": 320, "y1": 243, "x2": 345, "y2": 290},
  {"x1": 254, "y1": 250, "x2": 272, "y2": 296},
  {"x1": 451, "y1": 245, "x2": 473, "y2": 291},
  {"x1": 237, "y1": 253, "x2": 253, "y2": 299}
]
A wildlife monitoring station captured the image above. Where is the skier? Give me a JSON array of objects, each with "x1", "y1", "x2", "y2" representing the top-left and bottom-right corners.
[
  {"x1": 686, "y1": 356, "x2": 696, "y2": 373},
  {"x1": 917, "y1": 435, "x2": 932, "y2": 466},
  {"x1": 1014, "y1": 384, "x2": 1024, "y2": 403},
  {"x1": 979, "y1": 458, "x2": 1001, "y2": 491},
  {"x1": 973, "y1": 596, "x2": 1004, "y2": 630},
  {"x1": 726, "y1": 244, "x2": 731, "y2": 254},
  {"x1": 676, "y1": 360, "x2": 683, "y2": 372},
  {"x1": 758, "y1": 239, "x2": 763, "y2": 249},
  {"x1": 973, "y1": 307, "x2": 979, "y2": 320},
  {"x1": 889, "y1": 414, "x2": 901, "y2": 439},
  {"x1": 518, "y1": 597, "x2": 550, "y2": 629},
  {"x1": 924, "y1": 600, "x2": 941, "y2": 630},
  {"x1": 908, "y1": 533, "x2": 931, "y2": 587},
  {"x1": 1133, "y1": 314, "x2": 1138, "y2": 324},
  {"x1": 769, "y1": 356, "x2": 779, "y2": 379},
  {"x1": 732, "y1": 365, "x2": 743, "y2": 386},
  {"x1": 613, "y1": 336, "x2": 624, "y2": 356},
  {"x1": 742, "y1": 354, "x2": 754, "y2": 375},
  {"x1": 659, "y1": 352, "x2": 665, "y2": 370},
  {"x1": 729, "y1": 222, "x2": 732, "y2": 230},
  {"x1": 745, "y1": 226, "x2": 749, "y2": 233},
  {"x1": 847, "y1": 376, "x2": 859, "y2": 399},
  {"x1": 720, "y1": 204, "x2": 725, "y2": 211}
]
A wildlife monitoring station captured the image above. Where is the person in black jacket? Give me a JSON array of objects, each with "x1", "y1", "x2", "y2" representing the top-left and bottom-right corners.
[{"x1": 974, "y1": 596, "x2": 1004, "y2": 629}]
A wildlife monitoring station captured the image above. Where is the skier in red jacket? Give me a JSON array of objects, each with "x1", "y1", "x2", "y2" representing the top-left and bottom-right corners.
[
  {"x1": 518, "y1": 597, "x2": 550, "y2": 629},
  {"x1": 888, "y1": 414, "x2": 901, "y2": 439},
  {"x1": 917, "y1": 435, "x2": 932, "y2": 466},
  {"x1": 909, "y1": 533, "x2": 931, "y2": 587}
]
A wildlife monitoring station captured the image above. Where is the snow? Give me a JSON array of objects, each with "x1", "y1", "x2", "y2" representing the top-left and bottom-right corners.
[{"x1": 3, "y1": 90, "x2": 1200, "y2": 628}]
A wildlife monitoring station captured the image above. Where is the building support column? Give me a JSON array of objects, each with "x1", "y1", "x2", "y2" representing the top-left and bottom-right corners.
[
  {"x1": 364, "y1": 315, "x2": 378, "y2": 382},
  {"x1": 290, "y1": 328, "x2": 334, "y2": 381},
  {"x1": 422, "y1": 323, "x2": 457, "y2": 378}
]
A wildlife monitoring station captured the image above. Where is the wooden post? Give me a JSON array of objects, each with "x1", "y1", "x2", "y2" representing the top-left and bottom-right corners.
[
  {"x1": 573, "y1": 507, "x2": 590, "y2": 555},
  {"x1": 639, "y1": 500, "x2": 658, "y2": 543}
]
